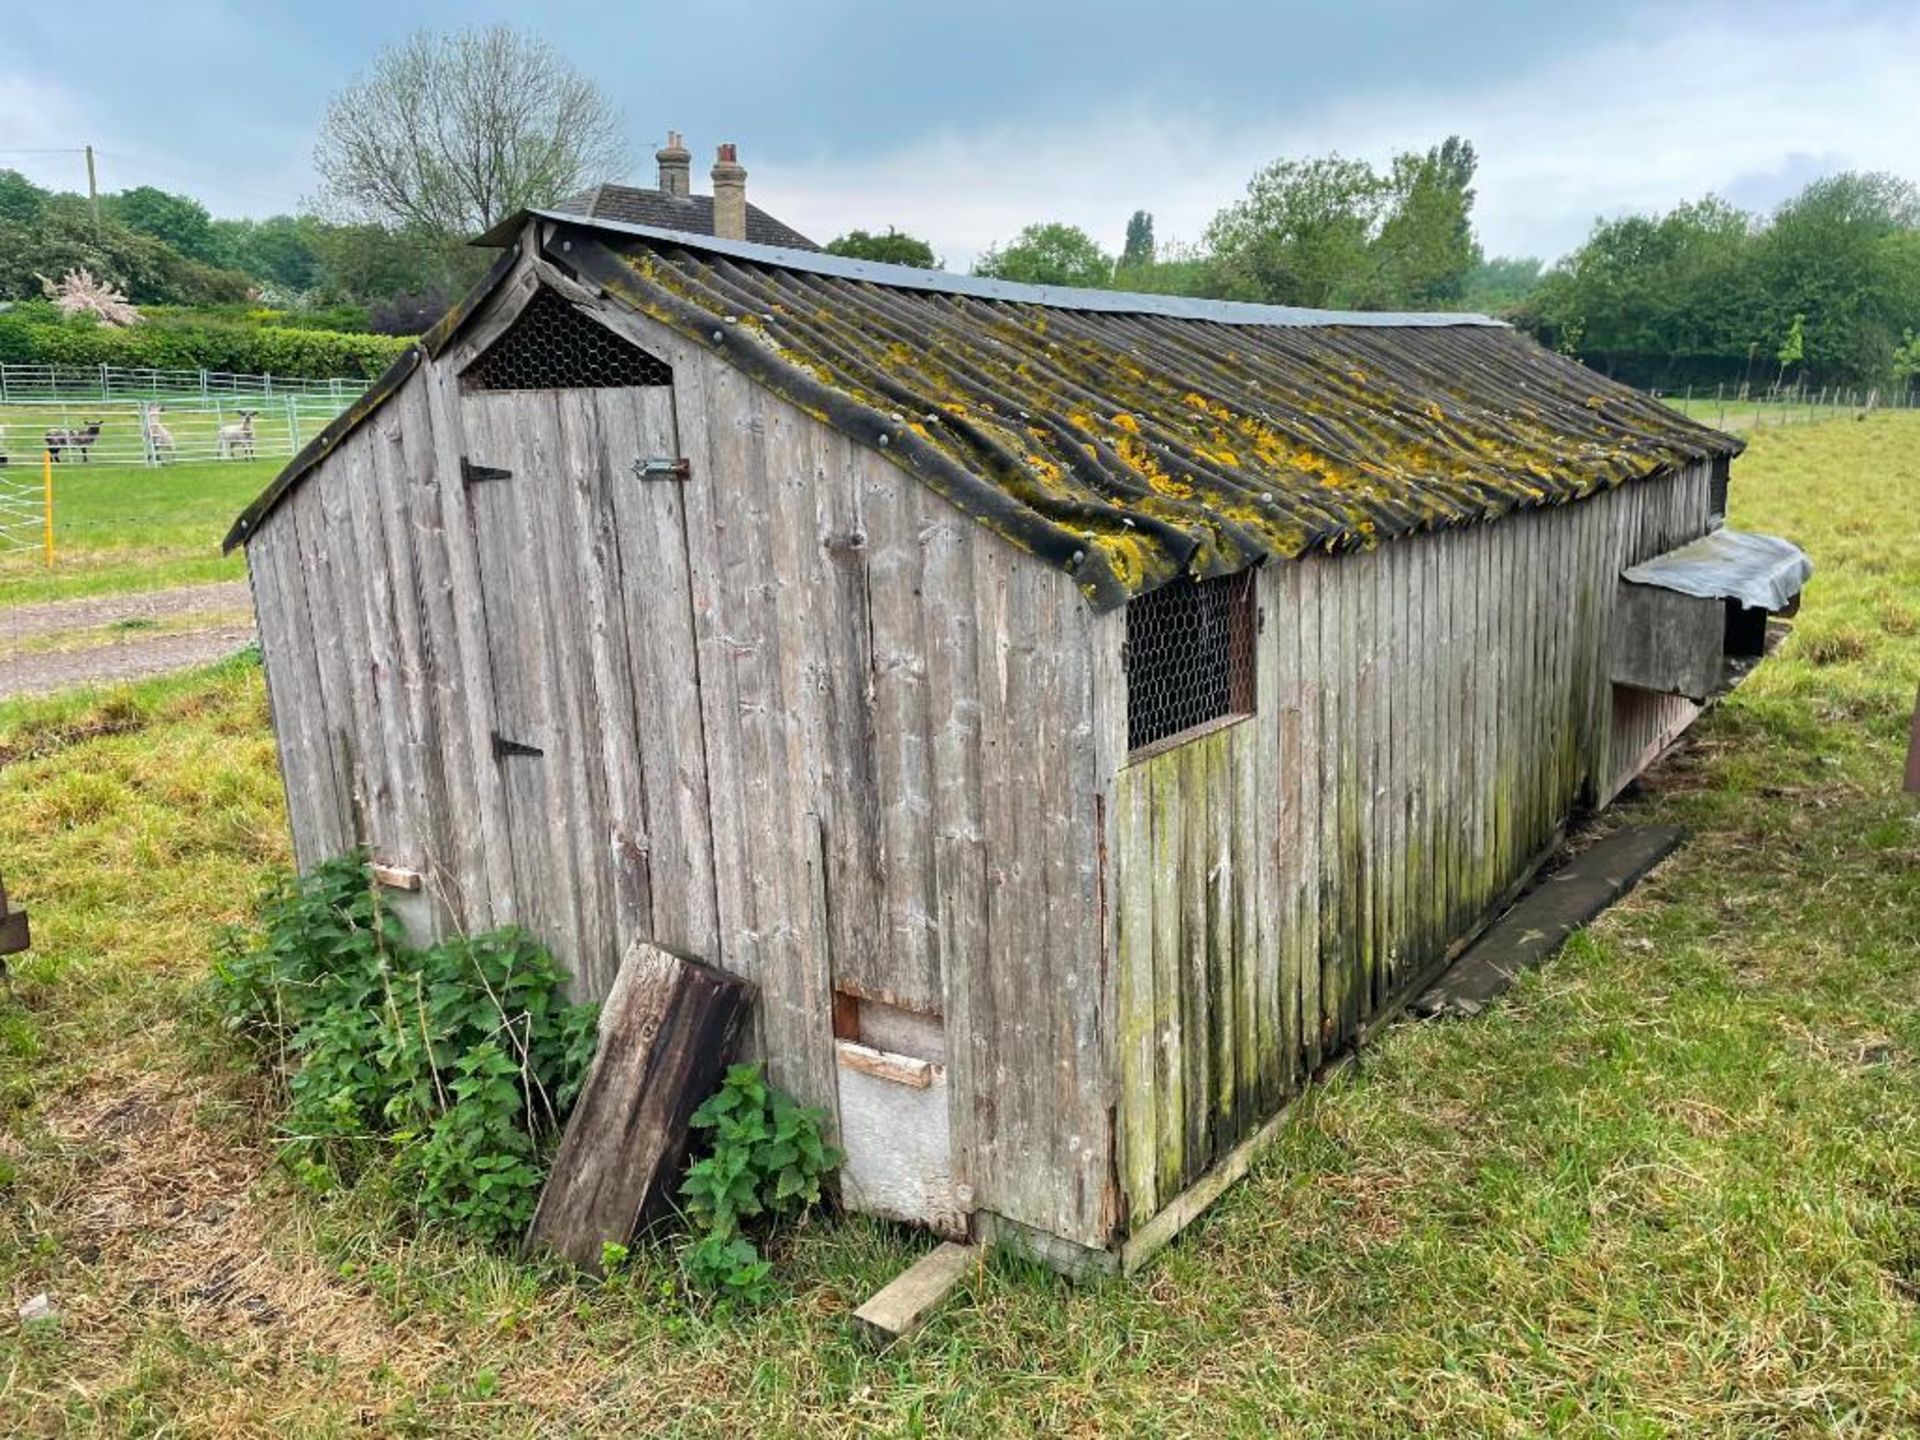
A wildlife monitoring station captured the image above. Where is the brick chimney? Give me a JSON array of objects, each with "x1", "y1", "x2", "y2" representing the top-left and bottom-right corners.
[
  {"x1": 711, "y1": 143, "x2": 747, "y2": 241},
  {"x1": 656, "y1": 131, "x2": 691, "y2": 197}
]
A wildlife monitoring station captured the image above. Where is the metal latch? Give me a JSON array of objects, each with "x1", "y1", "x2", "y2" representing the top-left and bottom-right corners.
[
  {"x1": 632, "y1": 456, "x2": 691, "y2": 482},
  {"x1": 462, "y1": 458, "x2": 512, "y2": 486}
]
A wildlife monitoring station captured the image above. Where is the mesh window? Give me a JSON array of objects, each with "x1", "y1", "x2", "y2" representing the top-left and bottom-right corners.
[
  {"x1": 466, "y1": 288, "x2": 673, "y2": 390},
  {"x1": 1125, "y1": 571, "x2": 1257, "y2": 756}
]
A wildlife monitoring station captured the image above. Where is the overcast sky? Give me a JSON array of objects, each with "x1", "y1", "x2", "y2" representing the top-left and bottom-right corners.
[{"x1": 1, "y1": 0, "x2": 1910, "y2": 269}]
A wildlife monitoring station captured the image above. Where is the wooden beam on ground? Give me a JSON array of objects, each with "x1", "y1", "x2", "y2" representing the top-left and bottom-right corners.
[
  {"x1": 526, "y1": 938, "x2": 751, "y2": 1273},
  {"x1": 852, "y1": 1241, "x2": 978, "y2": 1349},
  {"x1": 1412, "y1": 825, "x2": 1685, "y2": 1019}
]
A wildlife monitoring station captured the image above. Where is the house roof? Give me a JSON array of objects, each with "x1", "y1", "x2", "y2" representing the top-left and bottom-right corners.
[
  {"x1": 553, "y1": 183, "x2": 818, "y2": 251},
  {"x1": 229, "y1": 214, "x2": 1741, "y2": 612}
]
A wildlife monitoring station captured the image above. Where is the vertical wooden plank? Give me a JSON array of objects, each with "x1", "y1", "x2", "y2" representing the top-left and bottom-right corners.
[
  {"x1": 1268, "y1": 562, "x2": 1301, "y2": 1103},
  {"x1": 388, "y1": 372, "x2": 486, "y2": 926},
  {"x1": 753, "y1": 383, "x2": 841, "y2": 1121},
  {"x1": 1115, "y1": 762, "x2": 1156, "y2": 1229},
  {"x1": 418, "y1": 354, "x2": 517, "y2": 920},
  {"x1": 1204, "y1": 729, "x2": 1235, "y2": 1154},
  {"x1": 1298, "y1": 556, "x2": 1324, "y2": 1074},
  {"x1": 1179, "y1": 737, "x2": 1210, "y2": 1184},
  {"x1": 1149, "y1": 741, "x2": 1184, "y2": 1195},
  {"x1": 248, "y1": 522, "x2": 349, "y2": 865},
  {"x1": 597, "y1": 385, "x2": 718, "y2": 962},
  {"x1": 365, "y1": 391, "x2": 453, "y2": 914},
  {"x1": 1353, "y1": 549, "x2": 1378, "y2": 1023},
  {"x1": 916, "y1": 488, "x2": 990, "y2": 1222}
]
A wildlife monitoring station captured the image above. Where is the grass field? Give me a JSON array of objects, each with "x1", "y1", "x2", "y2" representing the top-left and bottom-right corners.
[
  {"x1": 1, "y1": 414, "x2": 1917, "y2": 1435},
  {"x1": 0, "y1": 457, "x2": 273, "y2": 607}
]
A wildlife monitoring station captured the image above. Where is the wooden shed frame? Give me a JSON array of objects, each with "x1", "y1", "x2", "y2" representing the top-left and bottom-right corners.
[{"x1": 231, "y1": 216, "x2": 1790, "y2": 1275}]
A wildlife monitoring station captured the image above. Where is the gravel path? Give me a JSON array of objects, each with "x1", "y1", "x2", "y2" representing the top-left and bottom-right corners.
[
  {"x1": 0, "y1": 581, "x2": 253, "y2": 641},
  {"x1": 0, "y1": 582, "x2": 257, "y2": 700}
]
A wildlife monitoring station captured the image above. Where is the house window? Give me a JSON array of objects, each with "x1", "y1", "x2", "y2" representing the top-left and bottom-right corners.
[
  {"x1": 466, "y1": 288, "x2": 673, "y2": 390},
  {"x1": 1124, "y1": 570, "x2": 1257, "y2": 757}
]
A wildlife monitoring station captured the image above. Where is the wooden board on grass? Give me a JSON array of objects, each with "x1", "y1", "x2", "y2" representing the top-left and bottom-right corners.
[{"x1": 526, "y1": 938, "x2": 751, "y2": 1272}]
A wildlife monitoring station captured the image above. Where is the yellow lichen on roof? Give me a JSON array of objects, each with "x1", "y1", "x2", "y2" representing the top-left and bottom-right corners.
[{"x1": 604, "y1": 238, "x2": 1737, "y2": 609}]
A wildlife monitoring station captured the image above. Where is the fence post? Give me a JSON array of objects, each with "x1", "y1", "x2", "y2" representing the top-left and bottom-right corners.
[
  {"x1": 42, "y1": 450, "x2": 53, "y2": 569},
  {"x1": 200, "y1": 369, "x2": 209, "y2": 401},
  {"x1": 99, "y1": 361, "x2": 110, "y2": 399},
  {"x1": 138, "y1": 401, "x2": 157, "y2": 468},
  {"x1": 285, "y1": 393, "x2": 301, "y2": 453}
]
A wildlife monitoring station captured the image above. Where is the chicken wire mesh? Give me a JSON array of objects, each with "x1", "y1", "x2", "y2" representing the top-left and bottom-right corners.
[
  {"x1": 466, "y1": 289, "x2": 673, "y2": 390},
  {"x1": 1124, "y1": 569, "x2": 1258, "y2": 754}
]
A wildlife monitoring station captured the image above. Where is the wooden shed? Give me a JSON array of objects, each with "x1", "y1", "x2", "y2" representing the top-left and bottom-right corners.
[{"x1": 226, "y1": 213, "x2": 1806, "y2": 1274}]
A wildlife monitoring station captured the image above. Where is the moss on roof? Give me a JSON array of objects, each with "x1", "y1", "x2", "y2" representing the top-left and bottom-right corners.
[
  {"x1": 571, "y1": 233, "x2": 1737, "y2": 609},
  {"x1": 232, "y1": 216, "x2": 1741, "y2": 611}
]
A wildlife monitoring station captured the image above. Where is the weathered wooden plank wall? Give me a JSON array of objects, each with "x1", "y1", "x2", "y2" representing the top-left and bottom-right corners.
[
  {"x1": 250, "y1": 276, "x2": 1114, "y2": 1252},
  {"x1": 1108, "y1": 460, "x2": 1714, "y2": 1234}
]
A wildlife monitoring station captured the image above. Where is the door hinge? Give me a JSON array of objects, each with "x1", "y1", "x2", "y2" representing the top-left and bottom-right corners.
[
  {"x1": 632, "y1": 456, "x2": 691, "y2": 482},
  {"x1": 491, "y1": 731, "x2": 543, "y2": 759},
  {"x1": 462, "y1": 457, "x2": 513, "y2": 486}
]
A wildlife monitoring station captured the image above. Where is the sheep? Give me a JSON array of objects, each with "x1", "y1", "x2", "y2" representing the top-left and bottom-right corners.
[
  {"x1": 216, "y1": 410, "x2": 257, "y2": 460},
  {"x1": 145, "y1": 404, "x2": 176, "y2": 461},
  {"x1": 45, "y1": 421, "x2": 103, "y2": 462}
]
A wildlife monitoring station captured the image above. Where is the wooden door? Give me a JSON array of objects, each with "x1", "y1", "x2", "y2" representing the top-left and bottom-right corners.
[{"x1": 461, "y1": 384, "x2": 715, "y2": 998}]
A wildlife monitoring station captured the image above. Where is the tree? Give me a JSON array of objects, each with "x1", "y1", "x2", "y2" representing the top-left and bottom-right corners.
[
  {"x1": 1367, "y1": 137, "x2": 1481, "y2": 307},
  {"x1": 825, "y1": 227, "x2": 939, "y2": 268},
  {"x1": 1121, "y1": 210, "x2": 1155, "y2": 270},
  {"x1": 972, "y1": 222, "x2": 1113, "y2": 288},
  {"x1": 105, "y1": 187, "x2": 223, "y2": 266},
  {"x1": 0, "y1": 211, "x2": 252, "y2": 306},
  {"x1": 212, "y1": 215, "x2": 325, "y2": 294},
  {"x1": 1204, "y1": 154, "x2": 1387, "y2": 307},
  {"x1": 0, "y1": 169, "x2": 48, "y2": 225},
  {"x1": 314, "y1": 25, "x2": 628, "y2": 236},
  {"x1": 1774, "y1": 313, "x2": 1806, "y2": 390},
  {"x1": 1460, "y1": 255, "x2": 1544, "y2": 315}
]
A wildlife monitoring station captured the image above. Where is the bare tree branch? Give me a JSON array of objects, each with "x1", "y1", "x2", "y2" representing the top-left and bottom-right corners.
[{"x1": 314, "y1": 26, "x2": 629, "y2": 236}]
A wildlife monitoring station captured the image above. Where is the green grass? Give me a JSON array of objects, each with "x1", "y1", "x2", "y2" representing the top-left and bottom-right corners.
[
  {"x1": 1664, "y1": 392, "x2": 1915, "y2": 433},
  {"x1": 0, "y1": 457, "x2": 274, "y2": 605},
  {"x1": 1, "y1": 416, "x2": 1918, "y2": 1435}
]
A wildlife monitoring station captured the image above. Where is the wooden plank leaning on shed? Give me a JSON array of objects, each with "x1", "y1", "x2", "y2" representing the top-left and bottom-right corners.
[{"x1": 526, "y1": 939, "x2": 751, "y2": 1273}]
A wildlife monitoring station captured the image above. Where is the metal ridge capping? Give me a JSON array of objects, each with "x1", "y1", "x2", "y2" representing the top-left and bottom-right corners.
[{"x1": 507, "y1": 209, "x2": 1509, "y2": 329}]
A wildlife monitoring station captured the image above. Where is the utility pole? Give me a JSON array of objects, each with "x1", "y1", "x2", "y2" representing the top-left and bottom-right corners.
[{"x1": 85, "y1": 144, "x2": 99, "y2": 235}]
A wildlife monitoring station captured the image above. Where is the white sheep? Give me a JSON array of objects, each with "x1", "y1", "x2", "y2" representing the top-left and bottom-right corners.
[
  {"x1": 145, "y1": 404, "x2": 176, "y2": 460},
  {"x1": 217, "y1": 410, "x2": 257, "y2": 460}
]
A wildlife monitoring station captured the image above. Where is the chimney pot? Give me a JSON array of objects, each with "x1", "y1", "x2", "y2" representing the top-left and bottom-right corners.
[
  {"x1": 656, "y1": 130, "x2": 692, "y2": 198},
  {"x1": 711, "y1": 143, "x2": 748, "y2": 242}
]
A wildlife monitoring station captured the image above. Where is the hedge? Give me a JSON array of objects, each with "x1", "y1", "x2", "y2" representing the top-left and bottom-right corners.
[{"x1": 0, "y1": 313, "x2": 413, "y2": 380}]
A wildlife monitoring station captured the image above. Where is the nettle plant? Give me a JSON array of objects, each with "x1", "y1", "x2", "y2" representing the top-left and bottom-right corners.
[
  {"x1": 678, "y1": 1063, "x2": 839, "y2": 1304},
  {"x1": 213, "y1": 853, "x2": 599, "y2": 1245}
]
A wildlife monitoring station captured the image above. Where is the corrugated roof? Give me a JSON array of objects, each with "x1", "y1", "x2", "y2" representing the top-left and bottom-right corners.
[
  {"x1": 231, "y1": 215, "x2": 1743, "y2": 612},
  {"x1": 556, "y1": 217, "x2": 1741, "y2": 608},
  {"x1": 552, "y1": 184, "x2": 818, "y2": 251}
]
